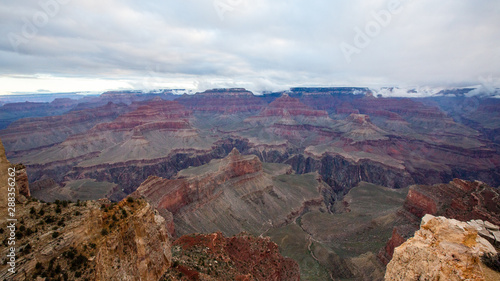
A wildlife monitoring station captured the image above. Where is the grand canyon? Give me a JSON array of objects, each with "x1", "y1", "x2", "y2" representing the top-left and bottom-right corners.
[{"x1": 0, "y1": 87, "x2": 499, "y2": 280}]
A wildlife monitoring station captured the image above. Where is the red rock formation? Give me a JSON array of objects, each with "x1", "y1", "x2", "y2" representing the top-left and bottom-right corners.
[
  {"x1": 167, "y1": 232, "x2": 300, "y2": 281},
  {"x1": 134, "y1": 148, "x2": 263, "y2": 215},
  {"x1": 134, "y1": 148, "x2": 326, "y2": 237},
  {"x1": 377, "y1": 224, "x2": 419, "y2": 265},
  {"x1": 405, "y1": 179, "x2": 500, "y2": 225},
  {"x1": 379, "y1": 179, "x2": 500, "y2": 265},
  {"x1": 90, "y1": 99, "x2": 192, "y2": 133},
  {"x1": 177, "y1": 88, "x2": 267, "y2": 114},
  {"x1": 403, "y1": 188, "x2": 438, "y2": 218}
]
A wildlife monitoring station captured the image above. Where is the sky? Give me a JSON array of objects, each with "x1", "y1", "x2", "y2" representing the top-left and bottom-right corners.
[{"x1": 0, "y1": 0, "x2": 499, "y2": 95}]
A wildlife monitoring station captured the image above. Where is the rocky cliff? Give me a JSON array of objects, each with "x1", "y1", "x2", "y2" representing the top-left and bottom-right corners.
[
  {"x1": 0, "y1": 198, "x2": 172, "y2": 281},
  {"x1": 379, "y1": 179, "x2": 500, "y2": 265},
  {"x1": 95, "y1": 200, "x2": 172, "y2": 280},
  {"x1": 403, "y1": 179, "x2": 500, "y2": 225},
  {"x1": 134, "y1": 148, "x2": 327, "y2": 236},
  {"x1": 385, "y1": 215, "x2": 500, "y2": 281}
]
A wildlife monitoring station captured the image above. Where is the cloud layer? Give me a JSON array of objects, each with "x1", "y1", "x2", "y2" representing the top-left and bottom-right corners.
[{"x1": 1, "y1": 0, "x2": 499, "y2": 94}]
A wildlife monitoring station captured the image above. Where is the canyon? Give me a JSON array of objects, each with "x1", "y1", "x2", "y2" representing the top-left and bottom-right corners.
[
  {"x1": 1, "y1": 87, "x2": 500, "y2": 280},
  {"x1": 1, "y1": 87, "x2": 498, "y2": 205}
]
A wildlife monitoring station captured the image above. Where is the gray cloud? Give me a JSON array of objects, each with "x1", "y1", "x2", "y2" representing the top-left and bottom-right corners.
[{"x1": 0, "y1": 0, "x2": 499, "y2": 93}]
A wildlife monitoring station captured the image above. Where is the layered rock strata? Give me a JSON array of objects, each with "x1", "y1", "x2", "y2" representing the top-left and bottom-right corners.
[
  {"x1": 385, "y1": 215, "x2": 500, "y2": 281},
  {"x1": 134, "y1": 148, "x2": 327, "y2": 236}
]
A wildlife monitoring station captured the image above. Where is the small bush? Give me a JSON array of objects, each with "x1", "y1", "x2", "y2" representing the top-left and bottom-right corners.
[
  {"x1": 44, "y1": 216, "x2": 55, "y2": 223},
  {"x1": 63, "y1": 247, "x2": 77, "y2": 259},
  {"x1": 101, "y1": 228, "x2": 109, "y2": 236},
  {"x1": 71, "y1": 254, "x2": 87, "y2": 270},
  {"x1": 25, "y1": 228, "x2": 33, "y2": 236},
  {"x1": 126, "y1": 197, "x2": 134, "y2": 203},
  {"x1": 52, "y1": 231, "x2": 60, "y2": 238}
]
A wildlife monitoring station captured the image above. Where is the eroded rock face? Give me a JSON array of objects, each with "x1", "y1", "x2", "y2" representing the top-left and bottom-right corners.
[
  {"x1": 385, "y1": 215, "x2": 499, "y2": 281},
  {"x1": 163, "y1": 232, "x2": 300, "y2": 281},
  {"x1": 134, "y1": 148, "x2": 327, "y2": 236},
  {"x1": 14, "y1": 164, "x2": 29, "y2": 199},
  {"x1": 0, "y1": 198, "x2": 172, "y2": 281},
  {"x1": 134, "y1": 148, "x2": 262, "y2": 215},
  {"x1": 379, "y1": 179, "x2": 500, "y2": 266},
  {"x1": 404, "y1": 179, "x2": 500, "y2": 225},
  {"x1": 95, "y1": 202, "x2": 172, "y2": 281}
]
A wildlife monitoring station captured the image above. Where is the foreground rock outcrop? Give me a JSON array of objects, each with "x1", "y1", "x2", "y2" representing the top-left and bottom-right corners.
[
  {"x1": 0, "y1": 198, "x2": 172, "y2": 281},
  {"x1": 95, "y1": 200, "x2": 172, "y2": 281},
  {"x1": 385, "y1": 215, "x2": 500, "y2": 281},
  {"x1": 379, "y1": 179, "x2": 500, "y2": 265}
]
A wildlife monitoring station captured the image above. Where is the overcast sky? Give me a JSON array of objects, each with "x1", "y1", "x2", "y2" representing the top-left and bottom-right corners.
[{"x1": 0, "y1": 0, "x2": 499, "y2": 95}]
